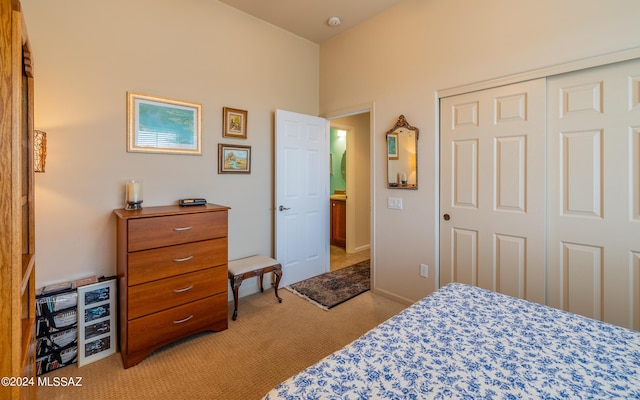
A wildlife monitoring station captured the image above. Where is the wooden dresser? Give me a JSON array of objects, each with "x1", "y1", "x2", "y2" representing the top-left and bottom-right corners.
[{"x1": 114, "y1": 204, "x2": 230, "y2": 368}]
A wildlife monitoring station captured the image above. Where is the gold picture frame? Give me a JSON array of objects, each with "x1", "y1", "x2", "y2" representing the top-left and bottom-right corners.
[
  {"x1": 222, "y1": 107, "x2": 248, "y2": 139},
  {"x1": 218, "y1": 144, "x2": 251, "y2": 174},
  {"x1": 127, "y1": 92, "x2": 202, "y2": 155}
]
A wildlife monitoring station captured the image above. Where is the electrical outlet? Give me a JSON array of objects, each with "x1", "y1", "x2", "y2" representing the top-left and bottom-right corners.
[
  {"x1": 420, "y1": 264, "x2": 429, "y2": 278},
  {"x1": 388, "y1": 197, "x2": 403, "y2": 210}
]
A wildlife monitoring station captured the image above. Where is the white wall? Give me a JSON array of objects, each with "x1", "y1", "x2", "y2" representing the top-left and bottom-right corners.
[
  {"x1": 23, "y1": 0, "x2": 640, "y2": 303},
  {"x1": 22, "y1": 0, "x2": 319, "y2": 291},
  {"x1": 320, "y1": 0, "x2": 640, "y2": 302}
]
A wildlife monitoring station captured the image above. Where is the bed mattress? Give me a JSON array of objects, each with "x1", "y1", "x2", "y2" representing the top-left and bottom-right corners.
[{"x1": 264, "y1": 283, "x2": 640, "y2": 399}]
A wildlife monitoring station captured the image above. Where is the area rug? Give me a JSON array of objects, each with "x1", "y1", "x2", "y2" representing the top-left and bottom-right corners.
[{"x1": 286, "y1": 260, "x2": 370, "y2": 310}]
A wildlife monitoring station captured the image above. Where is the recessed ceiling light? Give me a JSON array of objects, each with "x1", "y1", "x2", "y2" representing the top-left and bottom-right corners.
[{"x1": 327, "y1": 16, "x2": 341, "y2": 27}]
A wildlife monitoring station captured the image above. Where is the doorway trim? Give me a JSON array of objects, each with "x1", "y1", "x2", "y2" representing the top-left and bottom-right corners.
[
  {"x1": 330, "y1": 122, "x2": 357, "y2": 253},
  {"x1": 324, "y1": 102, "x2": 375, "y2": 282}
]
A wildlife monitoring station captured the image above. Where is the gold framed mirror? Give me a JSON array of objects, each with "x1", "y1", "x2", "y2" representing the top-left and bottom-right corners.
[{"x1": 386, "y1": 115, "x2": 419, "y2": 189}]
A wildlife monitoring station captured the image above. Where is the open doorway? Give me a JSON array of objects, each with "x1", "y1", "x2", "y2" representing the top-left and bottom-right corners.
[{"x1": 328, "y1": 112, "x2": 371, "y2": 271}]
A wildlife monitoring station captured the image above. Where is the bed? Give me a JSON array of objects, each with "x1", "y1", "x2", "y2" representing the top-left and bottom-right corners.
[{"x1": 264, "y1": 283, "x2": 640, "y2": 399}]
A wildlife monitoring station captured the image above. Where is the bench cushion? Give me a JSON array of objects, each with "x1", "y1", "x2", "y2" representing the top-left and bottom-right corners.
[{"x1": 228, "y1": 255, "x2": 280, "y2": 276}]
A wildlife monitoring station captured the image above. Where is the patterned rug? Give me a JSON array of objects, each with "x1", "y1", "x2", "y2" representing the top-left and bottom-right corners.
[{"x1": 285, "y1": 260, "x2": 370, "y2": 310}]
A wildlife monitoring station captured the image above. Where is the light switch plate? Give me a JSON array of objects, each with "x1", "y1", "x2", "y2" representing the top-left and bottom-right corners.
[{"x1": 388, "y1": 197, "x2": 403, "y2": 210}]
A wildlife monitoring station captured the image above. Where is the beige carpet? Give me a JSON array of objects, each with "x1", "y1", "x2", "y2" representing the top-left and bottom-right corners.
[{"x1": 37, "y1": 288, "x2": 407, "y2": 400}]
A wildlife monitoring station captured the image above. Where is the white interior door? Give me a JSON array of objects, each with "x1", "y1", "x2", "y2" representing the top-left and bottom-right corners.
[
  {"x1": 547, "y1": 59, "x2": 640, "y2": 330},
  {"x1": 440, "y1": 79, "x2": 547, "y2": 304},
  {"x1": 275, "y1": 109, "x2": 329, "y2": 286}
]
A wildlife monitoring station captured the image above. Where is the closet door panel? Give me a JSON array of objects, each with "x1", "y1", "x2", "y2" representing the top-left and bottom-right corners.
[
  {"x1": 440, "y1": 79, "x2": 546, "y2": 303},
  {"x1": 548, "y1": 59, "x2": 640, "y2": 330}
]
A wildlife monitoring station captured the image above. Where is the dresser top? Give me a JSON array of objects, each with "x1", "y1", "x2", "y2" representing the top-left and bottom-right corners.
[{"x1": 113, "y1": 203, "x2": 230, "y2": 220}]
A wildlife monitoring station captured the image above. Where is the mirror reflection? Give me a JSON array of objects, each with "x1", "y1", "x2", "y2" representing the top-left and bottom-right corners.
[{"x1": 387, "y1": 115, "x2": 419, "y2": 189}]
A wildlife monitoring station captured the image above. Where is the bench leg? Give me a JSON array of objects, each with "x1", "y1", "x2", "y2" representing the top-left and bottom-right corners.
[
  {"x1": 231, "y1": 276, "x2": 243, "y2": 321},
  {"x1": 273, "y1": 267, "x2": 282, "y2": 303}
]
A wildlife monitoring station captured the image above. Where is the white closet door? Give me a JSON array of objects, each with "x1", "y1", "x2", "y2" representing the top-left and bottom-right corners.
[
  {"x1": 440, "y1": 79, "x2": 546, "y2": 303},
  {"x1": 547, "y1": 59, "x2": 640, "y2": 330}
]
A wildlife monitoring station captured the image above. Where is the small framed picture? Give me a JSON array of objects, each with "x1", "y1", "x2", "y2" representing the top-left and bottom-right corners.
[
  {"x1": 218, "y1": 144, "x2": 251, "y2": 174},
  {"x1": 222, "y1": 107, "x2": 248, "y2": 139},
  {"x1": 77, "y1": 279, "x2": 116, "y2": 366},
  {"x1": 387, "y1": 133, "x2": 399, "y2": 160}
]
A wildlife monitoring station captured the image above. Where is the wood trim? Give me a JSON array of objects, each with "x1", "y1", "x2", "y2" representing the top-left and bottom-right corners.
[
  {"x1": 26, "y1": 74, "x2": 34, "y2": 258},
  {"x1": 20, "y1": 254, "x2": 34, "y2": 293},
  {"x1": 0, "y1": 0, "x2": 16, "y2": 386},
  {"x1": 113, "y1": 203, "x2": 230, "y2": 219},
  {"x1": 1, "y1": 1, "x2": 36, "y2": 396},
  {"x1": 8, "y1": 3, "x2": 23, "y2": 385}
]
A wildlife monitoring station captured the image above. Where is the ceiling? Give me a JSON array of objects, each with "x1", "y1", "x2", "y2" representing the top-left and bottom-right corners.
[{"x1": 218, "y1": 0, "x2": 405, "y2": 44}]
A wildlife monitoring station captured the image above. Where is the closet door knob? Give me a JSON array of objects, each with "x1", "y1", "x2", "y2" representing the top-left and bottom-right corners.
[{"x1": 443, "y1": 214, "x2": 450, "y2": 221}]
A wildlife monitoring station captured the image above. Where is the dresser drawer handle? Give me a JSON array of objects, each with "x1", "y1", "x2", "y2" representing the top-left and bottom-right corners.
[
  {"x1": 173, "y1": 256, "x2": 194, "y2": 263},
  {"x1": 173, "y1": 226, "x2": 193, "y2": 231},
  {"x1": 173, "y1": 285, "x2": 194, "y2": 293},
  {"x1": 173, "y1": 315, "x2": 194, "y2": 324}
]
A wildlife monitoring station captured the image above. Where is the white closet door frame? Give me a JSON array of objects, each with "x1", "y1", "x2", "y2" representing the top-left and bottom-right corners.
[
  {"x1": 439, "y1": 48, "x2": 640, "y2": 99},
  {"x1": 437, "y1": 47, "x2": 640, "y2": 330}
]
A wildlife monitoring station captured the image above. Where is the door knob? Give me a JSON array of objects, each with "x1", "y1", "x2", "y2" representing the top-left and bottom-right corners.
[
  {"x1": 443, "y1": 214, "x2": 450, "y2": 221},
  {"x1": 279, "y1": 205, "x2": 290, "y2": 211}
]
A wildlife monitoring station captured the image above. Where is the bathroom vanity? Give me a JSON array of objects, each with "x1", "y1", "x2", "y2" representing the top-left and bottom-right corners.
[{"x1": 330, "y1": 194, "x2": 346, "y2": 248}]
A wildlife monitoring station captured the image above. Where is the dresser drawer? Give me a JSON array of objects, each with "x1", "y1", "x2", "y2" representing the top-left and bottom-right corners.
[
  {"x1": 128, "y1": 211, "x2": 227, "y2": 251},
  {"x1": 127, "y1": 238, "x2": 227, "y2": 285},
  {"x1": 128, "y1": 267, "x2": 227, "y2": 319},
  {"x1": 127, "y1": 294, "x2": 227, "y2": 354}
]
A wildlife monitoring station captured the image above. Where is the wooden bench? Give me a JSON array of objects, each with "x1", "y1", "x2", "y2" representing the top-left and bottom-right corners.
[{"x1": 227, "y1": 255, "x2": 282, "y2": 321}]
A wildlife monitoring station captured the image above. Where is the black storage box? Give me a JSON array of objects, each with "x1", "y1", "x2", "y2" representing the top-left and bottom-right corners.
[{"x1": 35, "y1": 283, "x2": 78, "y2": 374}]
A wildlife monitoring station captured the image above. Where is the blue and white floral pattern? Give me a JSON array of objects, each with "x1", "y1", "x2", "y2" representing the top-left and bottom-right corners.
[{"x1": 264, "y1": 283, "x2": 640, "y2": 399}]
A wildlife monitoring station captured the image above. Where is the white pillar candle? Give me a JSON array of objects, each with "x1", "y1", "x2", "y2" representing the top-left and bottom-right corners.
[{"x1": 126, "y1": 180, "x2": 141, "y2": 202}]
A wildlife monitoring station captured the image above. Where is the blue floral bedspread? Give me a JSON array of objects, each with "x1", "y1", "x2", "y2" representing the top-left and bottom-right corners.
[{"x1": 264, "y1": 283, "x2": 640, "y2": 399}]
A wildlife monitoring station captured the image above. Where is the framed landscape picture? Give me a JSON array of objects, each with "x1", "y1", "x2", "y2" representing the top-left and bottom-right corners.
[
  {"x1": 218, "y1": 144, "x2": 251, "y2": 174},
  {"x1": 77, "y1": 279, "x2": 116, "y2": 367},
  {"x1": 127, "y1": 92, "x2": 202, "y2": 155},
  {"x1": 222, "y1": 107, "x2": 248, "y2": 139}
]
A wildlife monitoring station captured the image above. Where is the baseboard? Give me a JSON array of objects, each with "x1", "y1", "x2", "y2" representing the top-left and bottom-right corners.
[
  {"x1": 352, "y1": 244, "x2": 370, "y2": 253},
  {"x1": 370, "y1": 288, "x2": 414, "y2": 306}
]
